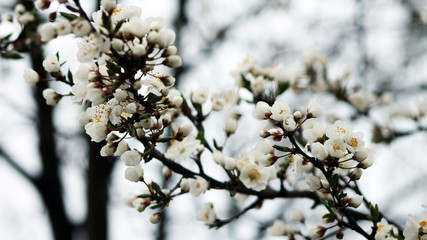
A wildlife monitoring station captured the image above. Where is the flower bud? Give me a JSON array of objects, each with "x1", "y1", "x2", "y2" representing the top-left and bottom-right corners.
[
  {"x1": 349, "y1": 194, "x2": 363, "y2": 208},
  {"x1": 43, "y1": 88, "x2": 62, "y2": 105},
  {"x1": 100, "y1": 143, "x2": 116, "y2": 156},
  {"x1": 163, "y1": 46, "x2": 177, "y2": 56},
  {"x1": 121, "y1": 150, "x2": 142, "y2": 166},
  {"x1": 224, "y1": 118, "x2": 238, "y2": 135},
  {"x1": 149, "y1": 213, "x2": 161, "y2": 224},
  {"x1": 177, "y1": 123, "x2": 193, "y2": 140},
  {"x1": 309, "y1": 226, "x2": 326, "y2": 239},
  {"x1": 180, "y1": 178, "x2": 190, "y2": 192},
  {"x1": 164, "y1": 55, "x2": 183, "y2": 68},
  {"x1": 124, "y1": 165, "x2": 144, "y2": 182},
  {"x1": 290, "y1": 208, "x2": 305, "y2": 223},
  {"x1": 147, "y1": 31, "x2": 159, "y2": 45},
  {"x1": 358, "y1": 157, "x2": 373, "y2": 169},
  {"x1": 23, "y1": 68, "x2": 40, "y2": 85},
  {"x1": 113, "y1": 89, "x2": 128, "y2": 101},
  {"x1": 349, "y1": 168, "x2": 362, "y2": 180},
  {"x1": 162, "y1": 166, "x2": 172, "y2": 179}
]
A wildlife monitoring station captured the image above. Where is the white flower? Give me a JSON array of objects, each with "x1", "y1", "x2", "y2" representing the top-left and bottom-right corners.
[
  {"x1": 86, "y1": 84, "x2": 106, "y2": 106},
  {"x1": 224, "y1": 117, "x2": 238, "y2": 135},
  {"x1": 56, "y1": 18, "x2": 72, "y2": 36},
  {"x1": 18, "y1": 13, "x2": 35, "y2": 25},
  {"x1": 346, "y1": 131, "x2": 365, "y2": 152},
  {"x1": 349, "y1": 92, "x2": 375, "y2": 111},
  {"x1": 158, "y1": 29, "x2": 176, "y2": 49},
  {"x1": 324, "y1": 138, "x2": 347, "y2": 158},
  {"x1": 252, "y1": 101, "x2": 271, "y2": 120},
  {"x1": 309, "y1": 226, "x2": 326, "y2": 239},
  {"x1": 190, "y1": 176, "x2": 209, "y2": 196},
  {"x1": 77, "y1": 34, "x2": 110, "y2": 63},
  {"x1": 192, "y1": 87, "x2": 209, "y2": 104},
  {"x1": 197, "y1": 202, "x2": 216, "y2": 225},
  {"x1": 266, "y1": 220, "x2": 295, "y2": 236},
  {"x1": 311, "y1": 142, "x2": 328, "y2": 160},
  {"x1": 290, "y1": 208, "x2": 305, "y2": 223},
  {"x1": 325, "y1": 120, "x2": 352, "y2": 140},
  {"x1": 250, "y1": 76, "x2": 265, "y2": 95},
  {"x1": 149, "y1": 213, "x2": 161, "y2": 224},
  {"x1": 270, "y1": 99, "x2": 292, "y2": 122},
  {"x1": 42, "y1": 54, "x2": 60, "y2": 72},
  {"x1": 101, "y1": 0, "x2": 116, "y2": 12},
  {"x1": 283, "y1": 116, "x2": 297, "y2": 131},
  {"x1": 40, "y1": 22, "x2": 57, "y2": 42},
  {"x1": 124, "y1": 165, "x2": 144, "y2": 182},
  {"x1": 239, "y1": 164, "x2": 270, "y2": 191},
  {"x1": 114, "y1": 140, "x2": 129, "y2": 156},
  {"x1": 235, "y1": 151, "x2": 254, "y2": 170},
  {"x1": 100, "y1": 143, "x2": 115, "y2": 156},
  {"x1": 302, "y1": 119, "x2": 325, "y2": 142},
  {"x1": 165, "y1": 135, "x2": 202, "y2": 162},
  {"x1": 164, "y1": 55, "x2": 182, "y2": 68},
  {"x1": 376, "y1": 218, "x2": 399, "y2": 240},
  {"x1": 121, "y1": 150, "x2": 142, "y2": 166},
  {"x1": 84, "y1": 104, "x2": 110, "y2": 142},
  {"x1": 349, "y1": 194, "x2": 363, "y2": 208},
  {"x1": 73, "y1": 19, "x2": 92, "y2": 37},
  {"x1": 23, "y1": 69, "x2": 39, "y2": 85},
  {"x1": 403, "y1": 213, "x2": 427, "y2": 240},
  {"x1": 177, "y1": 123, "x2": 193, "y2": 138},
  {"x1": 180, "y1": 178, "x2": 190, "y2": 192},
  {"x1": 306, "y1": 175, "x2": 329, "y2": 193},
  {"x1": 418, "y1": 99, "x2": 427, "y2": 118},
  {"x1": 307, "y1": 99, "x2": 325, "y2": 118},
  {"x1": 211, "y1": 94, "x2": 225, "y2": 111},
  {"x1": 42, "y1": 88, "x2": 61, "y2": 106}
]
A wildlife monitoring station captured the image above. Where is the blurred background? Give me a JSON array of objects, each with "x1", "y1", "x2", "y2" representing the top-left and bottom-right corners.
[{"x1": 0, "y1": 0, "x2": 427, "y2": 239}]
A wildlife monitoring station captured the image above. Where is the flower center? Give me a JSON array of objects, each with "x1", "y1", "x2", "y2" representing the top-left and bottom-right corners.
[
  {"x1": 377, "y1": 225, "x2": 384, "y2": 232},
  {"x1": 248, "y1": 169, "x2": 261, "y2": 181},
  {"x1": 333, "y1": 144, "x2": 341, "y2": 152},
  {"x1": 419, "y1": 221, "x2": 426, "y2": 228},
  {"x1": 113, "y1": 9, "x2": 122, "y2": 15},
  {"x1": 351, "y1": 137, "x2": 358, "y2": 147}
]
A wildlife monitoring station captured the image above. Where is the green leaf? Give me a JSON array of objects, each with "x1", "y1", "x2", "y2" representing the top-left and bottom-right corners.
[
  {"x1": 330, "y1": 174, "x2": 340, "y2": 188},
  {"x1": 138, "y1": 113, "x2": 151, "y2": 120},
  {"x1": 67, "y1": 69, "x2": 74, "y2": 84},
  {"x1": 102, "y1": 11, "x2": 111, "y2": 31},
  {"x1": 151, "y1": 181, "x2": 166, "y2": 197},
  {"x1": 114, "y1": 19, "x2": 126, "y2": 34},
  {"x1": 2, "y1": 50, "x2": 22, "y2": 59},
  {"x1": 241, "y1": 73, "x2": 251, "y2": 89},
  {"x1": 368, "y1": 202, "x2": 379, "y2": 223},
  {"x1": 277, "y1": 81, "x2": 290, "y2": 95},
  {"x1": 147, "y1": 93, "x2": 163, "y2": 103},
  {"x1": 128, "y1": 126, "x2": 136, "y2": 137},
  {"x1": 273, "y1": 145, "x2": 292, "y2": 152},
  {"x1": 106, "y1": 61, "x2": 121, "y2": 75},
  {"x1": 60, "y1": 12, "x2": 78, "y2": 21}
]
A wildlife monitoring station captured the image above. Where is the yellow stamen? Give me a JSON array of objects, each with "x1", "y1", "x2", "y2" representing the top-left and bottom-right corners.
[
  {"x1": 113, "y1": 9, "x2": 122, "y2": 15},
  {"x1": 248, "y1": 169, "x2": 261, "y2": 181}
]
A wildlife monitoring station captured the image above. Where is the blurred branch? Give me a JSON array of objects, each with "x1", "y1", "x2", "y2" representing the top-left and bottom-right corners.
[{"x1": 0, "y1": 145, "x2": 35, "y2": 184}]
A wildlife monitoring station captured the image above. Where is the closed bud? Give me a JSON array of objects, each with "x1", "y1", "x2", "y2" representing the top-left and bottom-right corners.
[
  {"x1": 224, "y1": 118, "x2": 238, "y2": 135},
  {"x1": 290, "y1": 208, "x2": 305, "y2": 223},
  {"x1": 162, "y1": 166, "x2": 172, "y2": 179},
  {"x1": 160, "y1": 75, "x2": 175, "y2": 87},
  {"x1": 259, "y1": 130, "x2": 270, "y2": 138},
  {"x1": 349, "y1": 168, "x2": 362, "y2": 180},
  {"x1": 163, "y1": 45, "x2": 177, "y2": 56},
  {"x1": 349, "y1": 194, "x2": 363, "y2": 208},
  {"x1": 176, "y1": 123, "x2": 193, "y2": 140},
  {"x1": 336, "y1": 230, "x2": 344, "y2": 239},
  {"x1": 149, "y1": 213, "x2": 161, "y2": 224},
  {"x1": 100, "y1": 143, "x2": 116, "y2": 156},
  {"x1": 164, "y1": 55, "x2": 183, "y2": 68}
]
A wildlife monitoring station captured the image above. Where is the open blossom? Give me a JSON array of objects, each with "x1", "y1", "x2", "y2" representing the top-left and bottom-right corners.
[
  {"x1": 306, "y1": 175, "x2": 329, "y2": 193},
  {"x1": 42, "y1": 54, "x2": 60, "y2": 72},
  {"x1": 239, "y1": 163, "x2": 270, "y2": 191},
  {"x1": 124, "y1": 165, "x2": 144, "y2": 182},
  {"x1": 307, "y1": 99, "x2": 325, "y2": 118},
  {"x1": 270, "y1": 99, "x2": 292, "y2": 121},
  {"x1": 403, "y1": 212, "x2": 427, "y2": 240},
  {"x1": 197, "y1": 202, "x2": 216, "y2": 225},
  {"x1": 311, "y1": 142, "x2": 328, "y2": 160},
  {"x1": 252, "y1": 101, "x2": 271, "y2": 120},
  {"x1": 303, "y1": 119, "x2": 325, "y2": 142},
  {"x1": 325, "y1": 120, "x2": 352, "y2": 140},
  {"x1": 192, "y1": 87, "x2": 209, "y2": 104},
  {"x1": 77, "y1": 34, "x2": 110, "y2": 63},
  {"x1": 324, "y1": 138, "x2": 346, "y2": 158},
  {"x1": 84, "y1": 104, "x2": 110, "y2": 142},
  {"x1": 375, "y1": 218, "x2": 399, "y2": 240},
  {"x1": 190, "y1": 176, "x2": 209, "y2": 196},
  {"x1": 346, "y1": 131, "x2": 365, "y2": 152},
  {"x1": 165, "y1": 135, "x2": 202, "y2": 162}
]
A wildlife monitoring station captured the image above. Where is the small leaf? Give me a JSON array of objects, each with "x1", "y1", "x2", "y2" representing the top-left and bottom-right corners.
[
  {"x1": 60, "y1": 12, "x2": 78, "y2": 21},
  {"x1": 67, "y1": 69, "x2": 74, "y2": 85},
  {"x1": 102, "y1": 11, "x2": 111, "y2": 31},
  {"x1": 2, "y1": 50, "x2": 22, "y2": 59},
  {"x1": 114, "y1": 19, "x2": 126, "y2": 34},
  {"x1": 157, "y1": 137, "x2": 174, "y2": 143},
  {"x1": 273, "y1": 145, "x2": 292, "y2": 152},
  {"x1": 146, "y1": 93, "x2": 163, "y2": 103}
]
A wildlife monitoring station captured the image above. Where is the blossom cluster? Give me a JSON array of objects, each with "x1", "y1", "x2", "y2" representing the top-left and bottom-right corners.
[{"x1": 14, "y1": 0, "x2": 427, "y2": 239}]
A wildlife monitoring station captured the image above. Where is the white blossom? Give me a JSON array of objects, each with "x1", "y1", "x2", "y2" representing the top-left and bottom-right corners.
[
  {"x1": 376, "y1": 218, "x2": 399, "y2": 240},
  {"x1": 307, "y1": 99, "x2": 325, "y2": 118},
  {"x1": 40, "y1": 23, "x2": 57, "y2": 42},
  {"x1": 290, "y1": 208, "x2": 305, "y2": 223},
  {"x1": 325, "y1": 120, "x2": 352, "y2": 140},
  {"x1": 190, "y1": 176, "x2": 209, "y2": 196},
  {"x1": 56, "y1": 18, "x2": 72, "y2": 36},
  {"x1": 124, "y1": 165, "x2": 144, "y2": 182},
  {"x1": 42, "y1": 88, "x2": 61, "y2": 106},
  {"x1": 42, "y1": 54, "x2": 60, "y2": 72},
  {"x1": 252, "y1": 101, "x2": 271, "y2": 120},
  {"x1": 165, "y1": 135, "x2": 202, "y2": 162},
  {"x1": 239, "y1": 164, "x2": 270, "y2": 191},
  {"x1": 121, "y1": 150, "x2": 141, "y2": 166},
  {"x1": 23, "y1": 69, "x2": 39, "y2": 85},
  {"x1": 192, "y1": 87, "x2": 209, "y2": 104},
  {"x1": 266, "y1": 220, "x2": 295, "y2": 236},
  {"x1": 197, "y1": 202, "x2": 216, "y2": 225},
  {"x1": 270, "y1": 99, "x2": 292, "y2": 122},
  {"x1": 302, "y1": 119, "x2": 325, "y2": 142}
]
